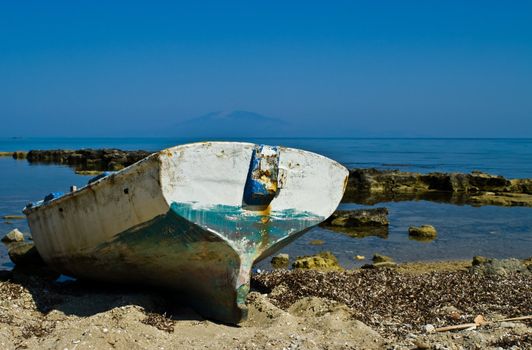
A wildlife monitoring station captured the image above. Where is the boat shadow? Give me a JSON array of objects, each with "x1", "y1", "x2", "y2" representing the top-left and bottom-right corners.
[{"x1": 3, "y1": 265, "x2": 206, "y2": 323}]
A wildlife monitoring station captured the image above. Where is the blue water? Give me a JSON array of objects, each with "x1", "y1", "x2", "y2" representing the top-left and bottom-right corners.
[{"x1": 1, "y1": 138, "x2": 531, "y2": 269}]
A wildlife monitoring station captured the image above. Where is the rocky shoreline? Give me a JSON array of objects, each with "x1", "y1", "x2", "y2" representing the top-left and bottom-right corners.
[{"x1": 3, "y1": 148, "x2": 531, "y2": 207}]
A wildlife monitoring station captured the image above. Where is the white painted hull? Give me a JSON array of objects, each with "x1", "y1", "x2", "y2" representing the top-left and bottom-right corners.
[{"x1": 24, "y1": 142, "x2": 348, "y2": 323}]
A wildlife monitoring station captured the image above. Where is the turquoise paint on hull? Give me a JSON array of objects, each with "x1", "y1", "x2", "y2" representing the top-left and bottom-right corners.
[{"x1": 53, "y1": 202, "x2": 323, "y2": 324}]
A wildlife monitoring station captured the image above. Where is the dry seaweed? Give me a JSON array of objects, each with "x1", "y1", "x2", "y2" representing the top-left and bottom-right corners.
[
  {"x1": 141, "y1": 312, "x2": 175, "y2": 333},
  {"x1": 252, "y1": 268, "x2": 532, "y2": 338}
]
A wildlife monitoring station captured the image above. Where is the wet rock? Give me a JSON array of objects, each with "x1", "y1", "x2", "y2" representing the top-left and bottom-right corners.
[
  {"x1": 373, "y1": 253, "x2": 393, "y2": 263},
  {"x1": 362, "y1": 261, "x2": 397, "y2": 269},
  {"x1": 1, "y1": 228, "x2": 24, "y2": 243},
  {"x1": 470, "y1": 258, "x2": 529, "y2": 276},
  {"x1": 469, "y1": 192, "x2": 532, "y2": 206},
  {"x1": 323, "y1": 208, "x2": 389, "y2": 227},
  {"x1": 8, "y1": 242, "x2": 45, "y2": 266},
  {"x1": 271, "y1": 253, "x2": 290, "y2": 269},
  {"x1": 408, "y1": 225, "x2": 437, "y2": 239},
  {"x1": 26, "y1": 149, "x2": 152, "y2": 171},
  {"x1": 472, "y1": 256, "x2": 491, "y2": 266},
  {"x1": 292, "y1": 251, "x2": 342, "y2": 271},
  {"x1": 343, "y1": 168, "x2": 532, "y2": 207}
]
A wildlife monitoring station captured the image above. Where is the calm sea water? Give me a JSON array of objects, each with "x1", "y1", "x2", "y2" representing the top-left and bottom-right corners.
[{"x1": 1, "y1": 137, "x2": 531, "y2": 269}]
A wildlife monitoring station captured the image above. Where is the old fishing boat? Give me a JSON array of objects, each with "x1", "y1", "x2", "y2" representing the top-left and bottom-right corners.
[{"x1": 24, "y1": 142, "x2": 348, "y2": 323}]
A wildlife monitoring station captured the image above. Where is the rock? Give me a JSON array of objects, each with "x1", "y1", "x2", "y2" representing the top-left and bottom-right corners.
[
  {"x1": 362, "y1": 262, "x2": 397, "y2": 269},
  {"x1": 8, "y1": 242, "x2": 44, "y2": 266},
  {"x1": 355, "y1": 255, "x2": 365, "y2": 260},
  {"x1": 292, "y1": 251, "x2": 342, "y2": 271},
  {"x1": 271, "y1": 253, "x2": 290, "y2": 269},
  {"x1": 499, "y1": 322, "x2": 517, "y2": 328},
  {"x1": 308, "y1": 239, "x2": 325, "y2": 246},
  {"x1": 372, "y1": 253, "x2": 393, "y2": 263},
  {"x1": 423, "y1": 324, "x2": 435, "y2": 334},
  {"x1": 414, "y1": 339, "x2": 431, "y2": 349},
  {"x1": 1, "y1": 228, "x2": 25, "y2": 243},
  {"x1": 323, "y1": 208, "x2": 389, "y2": 227},
  {"x1": 26, "y1": 149, "x2": 152, "y2": 172},
  {"x1": 408, "y1": 225, "x2": 437, "y2": 239},
  {"x1": 469, "y1": 192, "x2": 532, "y2": 206},
  {"x1": 470, "y1": 258, "x2": 529, "y2": 276},
  {"x1": 342, "y1": 168, "x2": 532, "y2": 207},
  {"x1": 472, "y1": 256, "x2": 490, "y2": 266}
]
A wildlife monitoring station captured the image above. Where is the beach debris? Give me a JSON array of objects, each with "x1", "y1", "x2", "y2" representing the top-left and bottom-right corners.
[
  {"x1": 308, "y1": 239, "x2": 325, "y2": 245},
  {"x1": 322, "y1": 207, "x2": 389, "y2": 227},
  {"x1": 408, "y1": 225, "x2": 437, "y2": 239},
  {"x1": 1, "y1": 228, "x2": 24, "y2": 243},
  {"x1": 271, "y1": 254, "x2": 290, "y2": 269},
  {"x1": 141, "y1": 312, "x2": 175, "y2": 333},
  {"x1": 292, "y1": 251, "x2": 342, "y2": 271},
  {"x1": 433, "y1": 315, "x2": 532, "y2": 333},
  {"x1": 7, "y1": 242, "x2": 44, "y2": 266}
]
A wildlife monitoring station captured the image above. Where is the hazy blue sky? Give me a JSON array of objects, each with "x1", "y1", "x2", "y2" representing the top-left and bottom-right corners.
[{"x1": 1, "y1": 1, "x2": 531, "y2": 137}]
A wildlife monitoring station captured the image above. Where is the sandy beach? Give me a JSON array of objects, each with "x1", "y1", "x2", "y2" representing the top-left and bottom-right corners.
[{"x1": 0, "y1": 258, "x2": 530, "y2": 350}]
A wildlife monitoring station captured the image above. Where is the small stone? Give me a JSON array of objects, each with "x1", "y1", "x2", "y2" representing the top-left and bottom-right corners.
[
  {"x1": 355, "y1": 255, "x2": 365, "y2": 260},
  {"x1": 1, "y1": 228, "x2": 24, "y2": 243},
  {"x1": 271, "y1": 253, "x2": 290, "y2": 269},
  {"x1": 372, "y1": 253, "x2": 393, "y2": 263},
  {"x1": 408, "y1": 225, "x2": 437, "y2": 239},
  {"x1": 414, "y1": 339, "x2": 430, "y2": 349},
  {"x1": 499, "y1": 322, "x2": 516, "y2": 328},
  {"x1": 423, "y1": 324, "x2": 435, "y2": 333}
]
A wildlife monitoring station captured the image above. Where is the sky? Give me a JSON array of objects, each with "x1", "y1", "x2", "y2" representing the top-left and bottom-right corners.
[{"x1": 1, "y1": 1, "x2": 531, "y2": 137}]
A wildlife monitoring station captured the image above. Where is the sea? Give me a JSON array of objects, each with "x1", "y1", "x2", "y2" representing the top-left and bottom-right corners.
[{"x1": 1, "y1": 137, "x2": 531, "y2": 270}]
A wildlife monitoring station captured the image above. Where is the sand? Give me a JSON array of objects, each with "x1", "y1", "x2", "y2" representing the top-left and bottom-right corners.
[{"x1": 0, "y1": 260, "x2": 530, "y2": 350}]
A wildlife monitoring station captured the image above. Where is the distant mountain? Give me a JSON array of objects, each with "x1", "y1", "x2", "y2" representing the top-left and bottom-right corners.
[{"x1": 169, "y1": 110, "x2": 290, "y2": 138}]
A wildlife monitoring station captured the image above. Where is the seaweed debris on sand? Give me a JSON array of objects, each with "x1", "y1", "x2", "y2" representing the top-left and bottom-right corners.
[{"x1": 0, "y1": 258, "x2": 529, "y2": 349}]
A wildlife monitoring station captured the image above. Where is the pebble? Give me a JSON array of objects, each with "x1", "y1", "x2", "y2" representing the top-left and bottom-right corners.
[
  {"x1": 499, "y1": 321, "x2": 516, "y2": 328},
  {"x1": 423, "y1": 324, "x2": 435, "y2": 333}
]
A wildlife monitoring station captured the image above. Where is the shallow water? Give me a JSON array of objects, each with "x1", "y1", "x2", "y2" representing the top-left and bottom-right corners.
[{"x1": 1, "y1": 138, "x2": 531, "y2": 270}]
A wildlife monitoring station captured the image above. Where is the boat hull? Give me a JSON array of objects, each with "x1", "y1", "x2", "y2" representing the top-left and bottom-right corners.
[{"x1": 24, "y1": 142, "x2": 348, "y2": 323}]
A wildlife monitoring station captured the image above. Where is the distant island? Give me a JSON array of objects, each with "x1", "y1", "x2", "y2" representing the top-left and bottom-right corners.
[{"x1": 167, "y1": 110, "x2": 290, "y2": 138}]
